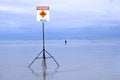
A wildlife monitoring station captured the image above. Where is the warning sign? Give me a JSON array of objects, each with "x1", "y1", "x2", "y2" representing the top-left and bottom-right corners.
[
  {"x1": 40, "y1": 10, "x2": 46, "y2": 18},
  {"x1": 36, "y1": 6, "x2": 49, "y2": 21}
]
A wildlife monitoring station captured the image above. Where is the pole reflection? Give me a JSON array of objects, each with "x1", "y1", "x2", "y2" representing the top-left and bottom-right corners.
[{"x1": 29, "y1": 66, "x2": 59, "y2": 80}]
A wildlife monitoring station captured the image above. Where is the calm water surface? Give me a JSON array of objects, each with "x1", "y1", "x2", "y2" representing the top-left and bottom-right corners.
[{"x1": 0, "y1": 40, "x2": 120, "y2": 80}]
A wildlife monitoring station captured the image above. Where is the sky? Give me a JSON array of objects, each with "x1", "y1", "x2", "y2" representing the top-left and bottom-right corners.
[{"x1": 0, "y1": 0, "x2": 120, "y2": 40}]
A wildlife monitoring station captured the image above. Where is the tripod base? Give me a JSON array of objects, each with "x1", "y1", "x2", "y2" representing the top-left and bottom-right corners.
[{"x1": 28, "y1": 49, "x2": 59, "y2": 69}]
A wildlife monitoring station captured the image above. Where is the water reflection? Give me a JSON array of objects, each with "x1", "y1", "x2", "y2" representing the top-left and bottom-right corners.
[{"x1": 29, "y1": 66, "x2": 59, "y2": 80}]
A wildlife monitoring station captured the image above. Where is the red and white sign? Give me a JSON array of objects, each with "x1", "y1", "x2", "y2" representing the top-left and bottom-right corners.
[{"x1": 36, "y1": 6, "x2": 50, "y2": 21}]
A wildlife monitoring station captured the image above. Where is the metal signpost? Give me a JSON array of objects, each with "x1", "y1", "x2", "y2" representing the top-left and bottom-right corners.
[{"x1": 28, "y1": 6, "x2": 59, "y2": 70}]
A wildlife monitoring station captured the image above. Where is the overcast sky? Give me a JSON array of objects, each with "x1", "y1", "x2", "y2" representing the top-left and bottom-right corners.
[{"x1": 0, "y1": 0, "x2": 120, "y2": 40}]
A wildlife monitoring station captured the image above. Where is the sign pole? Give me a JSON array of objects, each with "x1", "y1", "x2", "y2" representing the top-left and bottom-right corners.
[{"x1": 42, "y1": 21, "x2": 47, "y2": 69}]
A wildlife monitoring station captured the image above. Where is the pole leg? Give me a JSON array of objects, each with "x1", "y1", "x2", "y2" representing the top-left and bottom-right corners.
[
  {"x1": 28, "y1": 50, "x2": 43, "y2": 68},
  {"x1": 45, "y1": 50, "x2": 60, "y2": 67}
]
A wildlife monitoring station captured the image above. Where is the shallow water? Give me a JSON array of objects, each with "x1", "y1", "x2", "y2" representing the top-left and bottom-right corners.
[{"x1": 0, "y1": 40, "x2": 120, "y2": 80}]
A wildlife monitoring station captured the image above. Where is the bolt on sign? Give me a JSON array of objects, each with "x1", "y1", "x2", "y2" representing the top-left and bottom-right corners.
[{"x1": 36, "y1": 6, "x2": 49, "y2": 21}]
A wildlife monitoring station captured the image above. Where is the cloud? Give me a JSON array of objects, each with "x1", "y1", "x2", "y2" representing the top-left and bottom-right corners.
[
  {"x1": 0, "y1": 5, "x2": 34, "y2": 15},
  {"x1": 0, "y1": 0, "x2": 120, "y2": 40},
  {"x1": 1, "y1": 0, "x2": 120, "y2": 29}
]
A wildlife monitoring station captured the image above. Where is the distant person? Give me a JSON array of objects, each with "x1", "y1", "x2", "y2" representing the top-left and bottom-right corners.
[{"x1": 65, "y1": 40, "x2": 67, "y2": 45}]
